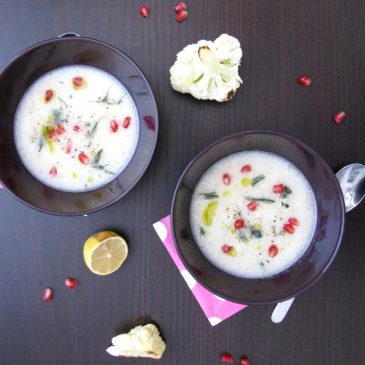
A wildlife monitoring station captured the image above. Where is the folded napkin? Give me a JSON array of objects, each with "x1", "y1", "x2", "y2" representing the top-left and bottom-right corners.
[{"x1": 153, "y1": 216, "x2": 247, "y2": 326}]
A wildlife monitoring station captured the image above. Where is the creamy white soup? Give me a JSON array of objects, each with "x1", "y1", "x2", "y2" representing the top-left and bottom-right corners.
[
  {"x1": 190, "y1": 151, "x2": 317, "y2": 278},
  {"x1": 14, "y1": 65, "x2": 139, "y2": 192}
]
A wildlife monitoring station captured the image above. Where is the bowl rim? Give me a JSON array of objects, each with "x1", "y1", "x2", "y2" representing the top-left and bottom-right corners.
[
  {"x1": 171, "y1": 129, "x2": 345, "y2": 304},
  {"x1": 0, "y1": 35, "x2": 159, "y2": 216}
]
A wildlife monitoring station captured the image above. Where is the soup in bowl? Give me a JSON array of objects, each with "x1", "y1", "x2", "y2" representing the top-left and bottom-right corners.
[
  {"x1": 0, "y1": 35, "x2": 158, "y2": 215},
  {"x1": 171, "y1": 131, "x2": 345, "y2": 304}
]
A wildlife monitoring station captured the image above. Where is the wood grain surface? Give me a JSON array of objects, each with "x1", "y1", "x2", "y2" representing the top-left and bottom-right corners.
[{"x1": 0, "y1": 1, "x2": 364, "y2": 364}]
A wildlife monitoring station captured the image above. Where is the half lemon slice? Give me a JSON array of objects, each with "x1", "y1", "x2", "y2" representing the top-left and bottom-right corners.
[{"x1": 83, "y1": 231, "x2": 128, "y2": 275}]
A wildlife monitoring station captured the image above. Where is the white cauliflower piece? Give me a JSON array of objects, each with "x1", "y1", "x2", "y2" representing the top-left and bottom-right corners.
[
  {"x1": 106, "y1": 324, "x2": 166, "y2": 359},
  {"x1": 170, "y1": 34, "x2": 242, "y2": 102}
]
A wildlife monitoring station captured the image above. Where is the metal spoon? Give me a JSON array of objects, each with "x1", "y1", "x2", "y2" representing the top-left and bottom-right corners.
[{"x1": 271, "y1": 163, "x2": 365, "y2": 324}]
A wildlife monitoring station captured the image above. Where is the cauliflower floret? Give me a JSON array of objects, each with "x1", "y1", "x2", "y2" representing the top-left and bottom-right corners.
[
  {"x1": 170, "y1": 34, "x2": 242, "y2": 102},
  {"x1": 106, "y1": 324, "x2": 166, "y2": 359}
]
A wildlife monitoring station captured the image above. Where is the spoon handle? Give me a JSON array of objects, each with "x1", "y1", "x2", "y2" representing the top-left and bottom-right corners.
[{"x1": 271, "y1": 298, "x2": 295, "y2": 323}]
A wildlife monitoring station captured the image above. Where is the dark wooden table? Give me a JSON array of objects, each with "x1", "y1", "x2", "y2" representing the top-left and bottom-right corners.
[{"x1": 1, "y1": 1, "x2": 365, "y2": 364}]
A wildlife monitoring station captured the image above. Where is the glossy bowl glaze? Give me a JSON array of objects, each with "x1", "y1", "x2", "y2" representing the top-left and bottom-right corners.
[
  {"x1": 171, "y1": 131, "x2": 345, "y2": 304},
  {"x1": 0, "y1": 35, "x2": 158, "y2": 215}
]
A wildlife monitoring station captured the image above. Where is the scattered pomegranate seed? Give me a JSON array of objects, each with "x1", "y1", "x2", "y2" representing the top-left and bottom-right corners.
[
  {"x1": 268, "y1": 244, "x2": 279, "y2": 257},
  {"x1": 139, "y1": 5, "x2": 150, "y2": 18},
  {"x1": 42, "y1": 287, "x2": 53, "y2": 302},
  {"x1": 284, "y1": 223, "x2": 295, "y2": 234},
  {"x1": 222, "y1": 245, "x2": 233, "y2": 254},
  {"x1": 144, "y1": 116, "x2": 155, "y2": 130},
  {"x1": 44, "y1": 89, "x2": 54, "y2": 102},
  {"x1": 241, "y1": 164, "x2": 251, "y2": 173},
  {"x1": 49, "y1": 166, "x2": 57, "y2": 176},
  {"x1": 73, "y1": 76, "x2": 83, "y2": 86},
  {"x1": 48, "y1": 127, "x2": 57, "y2": 140},
  {"x1": 56, "y1": 124, "x2": 65, "y2": 135},
  {"x1": 219, "y1": 352, "x2": 234, "y2": 363},
  {"x1": 110, "y1": 119, "x2": 119, "y2": 133},
  {"x1": 297, "y1": 75, "x2": 312, "y2": 86},
  {"x1": 222, "y1": 173, "x2": 231, "y2": 185},
  {"x1": 123, "y1": 116, "x2": 131, "y2": 129},
  {"x1": 64, "y1": 277, "x2": 79, "y2": 289},
  {"x1": 73, "y1": 125, "x2": 80, "y2": 132},
  {"x1": 240, "y1": 356, "x2": 250, "y2": 365},
  {"x1": 66, "y1": 139, "x2": 72, "y2": 154},
  {"x1": 273, "y1": 184, "x2": 284, "y2": 194},
  {"x1": 78, "y1": 152, "x2": 89, "y2": 165},
  {"x1": 174, "y1": 1, "x2": 187, "y2": 12},
  {"x1": 247, "y1": 201, "x2": 257, "y2": 211},
  {"x1": 333, "y1": 111, "x2": 346, "y2": 124},
  {"x1": 176, "y1": 9, "x2": 188, "y2": 23},
  {"x1": 234, "y1": 219, "x2": 245, "y2": 229},
  {"x1": 289, "y1": 217, "x2": 299, "y2": 226}
]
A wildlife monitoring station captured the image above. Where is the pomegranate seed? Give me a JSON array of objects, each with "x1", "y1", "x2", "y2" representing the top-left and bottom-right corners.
[
  {"x1": 78, "y1": 152, "x2": 89, "y2": 165},
  {"x1": 241, "y1": 164, "x2": 251, "y2": 173},
  {"x1": 110, "y1": 119, "x2": 119, "y2": 133},
  {"x1": 44, "y1": 89, "x2": 54, "y2": 102},
  {"x1": 73, "y1": 125, "x2": 80, "y2": 132},
  {"x1": 297, "y1": 75, "x2": 312, "y2": 86},
  {"x1": 56, "y1": 124, "x2": 65, "y2": 135},
  {"x1": 49, "y1": 166, "x2": 57, "y2": 176},
  {"x1": 219, "y1": 352, "x2": 234, "y2": 363},
  {"x1": 66, "y1": 139, "x2": 72, "y2": 154},
  {"x1": 268, "y1": 244, "x2": 279, "y2": 257},
  {"x1": 48, "y1": 127, "x2": 57, "y2": 140},
  {"x1": 64, "y1": 277, "x2": 79, "y2": 289},
  {"x1": 240, "y1": 356, "x2": 250, "y2": 365},
  {"x1": 222, "y1": 245, "x2": 233, "y2": 254},
  {"x1": 289, "y1": 217, "x2": 299, "y2": 226},
  {"x1": 333, "y1": 111, "x2": 346, "y2": 124},
  {"x1": 247, "y1": 201, "x2": 257, "y2": 211},
  {"x1": 73, "y1": 76, "x2": 83, "y2": 87},
  {"x1": 234, "y1": 219, "x2": 245, "y2": 229},
  {"x1": 174, "y1": 1, "x2": 187, "y2": 12},
  {"x1": 273, "y1": 184, "x2": 284, "y2": 193},
  {"x1": 144, "y1": 116, "x2": 155, "y2": 130},
  {"x1": 222, "y1": 173, "x2": 231, "y2": 185},
  {"x1": 123, "y1": 116, "x2": 131, "y2": 129},
  {"x1": 42, "y1": 287, "x2": 53, "y2": 302},
  {"x1": 139, "y1": 5, "x2": 150, "y2": 18},
  {"x1": 176, "y1": 9, "x2": 188, "y2": 23},
  {"x1": 284, "y1": 223, "x2": 295, "y2": 234}
]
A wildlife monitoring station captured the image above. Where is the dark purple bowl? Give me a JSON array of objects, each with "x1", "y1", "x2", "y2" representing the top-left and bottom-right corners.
[
  {"x1": 171, "y1": 131, "x2": 345, "y2": 304},
  {"x1": 0, "y1": 34, "x2": 158, "y2": 215}
]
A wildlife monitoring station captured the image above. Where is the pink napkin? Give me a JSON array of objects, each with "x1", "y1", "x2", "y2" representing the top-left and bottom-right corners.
[{"x1": 153, "y1": 215, "x2": 247, "y2": 326}]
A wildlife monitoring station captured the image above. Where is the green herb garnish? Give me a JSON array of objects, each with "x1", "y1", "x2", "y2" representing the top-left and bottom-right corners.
[
  {"x1": 199, "y1": 192, "x2": 219, "y2": 199},
  {"x1": 245, "y1": 196, "x2": 275, "y2": 203},
  {"x1": 250, "y1": 227, "x2": 262, "y2": 238},
  {"x1": 280, "y1": 186, "x2": 292, "y2": 199},
  {"x1": 91, "y1": 149, "x2": 114, "y2": 175},
  {"x1": 272, "y1": 226, "x2": 277, "y2": 236},
  {"x1": 281, "y1": 202, "x2": 290, "y2": 208},
  {"x1": 88, "y1": 121, "x2": 98, "y2": 139},
  {"x1": 94, "y1": 89, "x2": 123, "y2": 105},
  {"x1": 251, "y1": 175, "x2": 265, "y2": 187},
  {"x1": 200, "y1": 226, "x2": 206, "y2": 236},
  {"x1": 239, "y1": 234, "x2": 248, "y2": 243},
  {"x1": 51, "y1": 109, "x2": 61, "y2": 123},
  {"x1": 38, "y1": 138, "x2": 44, "y2": 152},
  {"x1": 58, "y1": 97, "x2": 68, "y2": 108}
]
